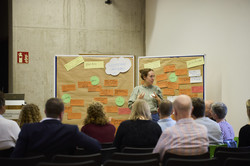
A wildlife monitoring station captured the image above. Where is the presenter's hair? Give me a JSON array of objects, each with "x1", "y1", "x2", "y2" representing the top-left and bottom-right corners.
[
  {"x1": 84, "y1": 102, "x2": 108, "y2": 125},
  {"x1": 45, "y1": 98, "x2": 64, "y2": 118},
  {"x1": 19, "y1": 104, "x2": 42, "y2": 128},
  {"x1": 246, "y1": 99, "x2": 250, "y2": 119},
  {"x1": 211, "y1": 102, "x2": 227, "y2": 119},
  {"x1": 159, "y1": 100, "x2": 173, "y2": 117},
  {"x1": 191, "y1": 98, "x2": 205, "y2": 118},
  {"x1": 139, "y1": 68, "x2": 153, "y2": 80},
  {"x1": 130, "y1": 99, "x2": 151, "y2": 120}
]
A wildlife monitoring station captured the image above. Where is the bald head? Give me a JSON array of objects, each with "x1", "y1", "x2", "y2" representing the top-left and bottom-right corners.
[{"x1": 173, "y1": 95, "x2": 192, "y2": 118}]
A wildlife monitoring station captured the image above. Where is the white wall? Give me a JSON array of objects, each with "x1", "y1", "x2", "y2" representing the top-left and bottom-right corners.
[
  {"x1": 146, "y1": 0, "x2": 250, "y2": 136},
  {"x1": 12, "y1": 0, "x2": 145, "y2": 114}
]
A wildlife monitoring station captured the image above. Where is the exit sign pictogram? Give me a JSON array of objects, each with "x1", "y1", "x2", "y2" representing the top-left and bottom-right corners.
[{"x1": 17, "y1": 52, "x2": 29, "y2": 64}]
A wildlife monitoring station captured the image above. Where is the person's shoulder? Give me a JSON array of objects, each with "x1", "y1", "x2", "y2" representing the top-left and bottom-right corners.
[{"x1": 240, "y1": 124, "x2": 250, "y2": 131}]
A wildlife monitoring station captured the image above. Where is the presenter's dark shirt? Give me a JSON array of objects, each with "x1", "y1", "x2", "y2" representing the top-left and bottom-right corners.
[
  {"x1": 113, "y1": 119, "x2": 162, "y2": 151},
  {"x1": 81, "y1": 123, "x2": 116, "y2": 143},
  {"x1": 239, "y1": 124, "x2": 250, "y2": 147}
]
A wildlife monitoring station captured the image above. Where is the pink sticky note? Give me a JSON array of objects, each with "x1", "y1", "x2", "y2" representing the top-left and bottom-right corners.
[
  {"x1": 118, "y1": 108, "x2": 131, "y2": 115},
  {"x1": 192, "y1": 86, "x2": 203, "y2": 93}
]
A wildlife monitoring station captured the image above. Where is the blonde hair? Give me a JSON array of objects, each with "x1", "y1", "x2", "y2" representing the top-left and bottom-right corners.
[
  {"x1": 19, "y1": 104, "x2": 42, "y2": 128},
  {"x1": 129, "y1": 99, "x2": 151, "y2": 120},
  {"x1": 246, "y1": 99, "x2": 250, "y2": 119},
  {"x1": 84, "y1": 102, "x2": 109, "y2": 125}
]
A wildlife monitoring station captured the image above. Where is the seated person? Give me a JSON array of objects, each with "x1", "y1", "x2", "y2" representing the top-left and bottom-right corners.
[
  {"x1": 211, "y1": 102, "x2": 236, "y2": 147},
  {"x1": 157, "y1": 100, "x2": 176, "y2": 131},
  {"x1": 11, "y1": 98, "x2": 101, "y2": 158},
  {"x1": 238, "y1": 99, "x2": 250, "y2": 147},
  {"x1": 153, "y1": 95, "x2": 209, "y2": 161},
  {"x1": 18, "y1": 103, "x2": 42, "y2": 128},
  {"x1": 81, "y1": 102, "x2": 116, "y2": 143},
  {"x1": 192, "y1": 98, "x2": 223, "y2": 145},
  {"x1": 113, "y1": 99, "x2": 162, "y2": 151},
  {"x1": 0, "y1": 91, "x2": 20, "y2": 157},
  {"x1": 205, "y1": 100, "x2": 215, "y2": 120}
]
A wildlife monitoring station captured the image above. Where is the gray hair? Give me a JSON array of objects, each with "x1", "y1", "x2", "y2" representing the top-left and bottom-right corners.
[{"x1": 212, "y1": 102, "x2": 227, "y2": 119}]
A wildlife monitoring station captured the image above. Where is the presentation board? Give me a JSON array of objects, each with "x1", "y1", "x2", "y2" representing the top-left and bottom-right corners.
[
  {"x1": 138, "y1": 55, "x2": 205, "y2": 101},
  {"x1": 55, "y1": 55, "x2": 134, "y2": 129}
]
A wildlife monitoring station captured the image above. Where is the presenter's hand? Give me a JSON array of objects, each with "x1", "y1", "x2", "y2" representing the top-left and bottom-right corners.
[
  {"x1": 137, "y1": 92, "x2": 145, "y2": 99},
  {"x1": 153, "y1": 92, "x2": 161, "y2": 104}
]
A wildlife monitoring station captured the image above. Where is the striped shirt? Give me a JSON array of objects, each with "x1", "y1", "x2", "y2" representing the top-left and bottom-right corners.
[{"x1": 153, "y1": 118, "x2": 209, "y2": 160}]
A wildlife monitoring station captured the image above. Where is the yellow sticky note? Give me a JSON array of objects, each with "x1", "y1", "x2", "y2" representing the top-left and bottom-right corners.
[
  {"x1": 84, "y1": 61, "x2": 104, "y2": 69},
  {"x1": 186, "y1": 57, "x2": 204, "y2": 68},
  {"x1": 144, "y1": 60, "x2": 161, "y2": 69},
  {"x1": 64, "y1": 56, "x2": 84, "y2": 71}
]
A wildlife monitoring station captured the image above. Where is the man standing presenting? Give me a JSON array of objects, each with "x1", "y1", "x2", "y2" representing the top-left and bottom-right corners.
[
  {"x1": 153, "y1": 95, "x2": 209, "y2": 160},
  {"x1": 12, "y1": 98, "x2": 101, "y2": 158}
]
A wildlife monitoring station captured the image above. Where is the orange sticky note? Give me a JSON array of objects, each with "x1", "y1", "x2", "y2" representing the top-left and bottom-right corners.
[
  {"x1": 156, "y1": 74, "x2": 168, "y2": 82},
  {"x1": 179, "y1": 89, "x2": 191, "y2": 95},
  {"x1": 189, "y1": 93, "x2": 198, "y2": 98},
  {"x1": 67, "y1": 112, "x2": 81, "y2": 119},
  {"x1": 192, "y1": 86, "x2": 203, "y2": 93},
  {"x1": 110, "y1": 118, "x2": 125, "y2": 126},
  {"x1": 64, "y1": 106, "x2": 72, "y2": 113},
  {"x1": 100, "y1": 89, "x2": 114, "y2": 96},
  {"x1": 70, "y1": 99, "x2": 84, "y2": 106},
  {"x1": 88, "y1": 85, "x2": 102, "y2": 92},
  {"x1": 175, "y1": 69, "x2": 188, "y2": 76},
  {"x1": 104, "y1": 80, "x2": 118, "y2": 87},
  {"x1": 62, "y1": 84, "x2": 76, "y2": 92},
  {"x1": 168, "y1": 82, "x2": 179, "y2": 89},
  {"x1": 178, "y1": 77, "x2": 190, "y2": 84},
  {"x1": 105, "y1": 106, "x2": 118, "y2": 113},
  {"x1": 157, "y1": 81, "x2": 168, "y2": 88},
  {"x1": 94, "y1": 97, "x2": 108, "y2": 104},
  {"x1": 164, "y1": 65, "x2": 176, "y2": 72},
  {"x1": 78, "y1": 81, "x2": 91, "y2": 88},
  {"x1": 114, "y1": 89, "x2": 128, "y2": 96},
  {"x1": 162, "y1": 88, "x2": 175, "y2": 96},
  {"x1": 118, "y1": 108, "x2": 131, "y2": 115}
]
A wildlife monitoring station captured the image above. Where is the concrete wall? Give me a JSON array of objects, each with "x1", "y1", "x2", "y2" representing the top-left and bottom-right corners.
[
  {"x1": 12, "y1": 0, "x2": 145, "y2": 115},
  {"x1": 146, "y1": 0, "x2": 250, "y2": 136}
]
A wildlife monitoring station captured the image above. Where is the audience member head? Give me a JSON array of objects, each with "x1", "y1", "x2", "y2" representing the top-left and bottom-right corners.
[
  {"x1": 173, "y1": 95, "x2": 192, "y2": 121},
  {"x1": 19, "y1": 104, "x2": 42, "y2": 128},
  {"x1": 205, "y1": 100, "x2": 213, "y2": 118},
  {"x1": 191, "y1": 98, "x2": 205, "y2": 119},
  {"x1": 246, "y1": 99, "x2": 250, "y2": 120},
  {"x1": 211, "y1": 102, "x2": 227, "y2": 122},
  {"x1": 158, "y1": 100, "x2": 173, "y2": 119},
  {"x1": 0, "y1": 91, "x2": 5, "y2": 115},
  {"x1": 130, "y1": 99, "x2": 151, "y2": 120},
  {"x1": 84, "y1": 102, "x2": 109, "y2": 125},
  {"x1": 45, "y1": 98, "x2": 64, "y2": 120}
]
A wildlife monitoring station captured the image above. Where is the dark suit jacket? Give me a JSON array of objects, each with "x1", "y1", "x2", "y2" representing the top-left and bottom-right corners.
[{"x1": 11, "y1": 119, "x2": 101, "y2": 158}]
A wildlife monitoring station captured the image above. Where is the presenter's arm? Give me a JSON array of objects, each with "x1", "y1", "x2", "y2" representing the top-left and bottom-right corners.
[
  {"x1": 154, "y1": 87, "x2": 164, "y2": 106},
  {"x1": 128, "y1": 87, "x2": 139, "y2": 110}
]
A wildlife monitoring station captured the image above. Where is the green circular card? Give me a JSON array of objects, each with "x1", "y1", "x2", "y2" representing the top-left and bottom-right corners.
[
  {"x1": 115, "y1": 96, "x2": 125, "y2": 107},
  {"x1": 62, "y1": 94, "x2": 71, "y2": 104},
  {"x1": 169, "y1": 73, "x2": 178, "y2": 82},
  {"x1": 90, "y1": 76, "x2": 100, "y2": 85}
]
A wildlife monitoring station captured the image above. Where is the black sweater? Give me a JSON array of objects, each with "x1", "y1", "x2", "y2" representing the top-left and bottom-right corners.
[
  {"x1": 239, "y1": 124, "x2": 250, "y2": 147},
  {"x1": 113, "y1": 120, "x2": 162, "y2": 151}
]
